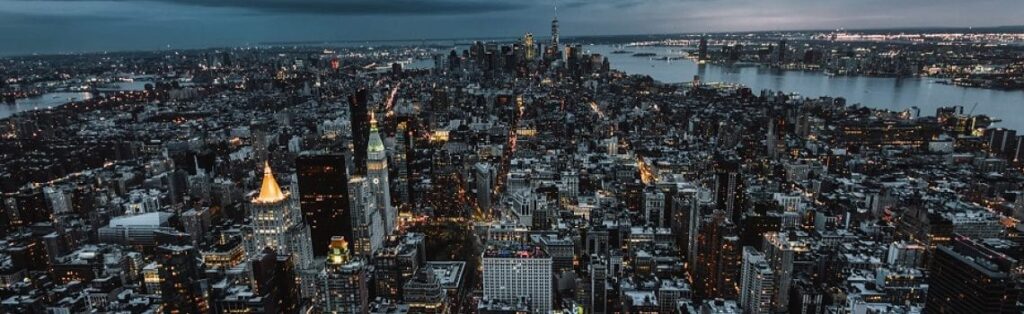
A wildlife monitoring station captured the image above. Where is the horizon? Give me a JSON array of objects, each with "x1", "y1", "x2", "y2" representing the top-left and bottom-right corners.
[{"x1": 3, "y1": 24, "x2": 1024, "y2": 58}]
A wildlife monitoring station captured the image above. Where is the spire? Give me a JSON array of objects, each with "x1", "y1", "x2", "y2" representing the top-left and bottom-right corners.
[
  {"x1": 368, "y1": 112, "x2": 385, "y2": 154},
  {"x1": 370, "y1": 111, "x2": 379, "y2": 132},
  {"x1": 194, "y1": 155, "x2": 204, "y2": 176},
  {"x1": 255, "y1": 161, "x2": 286, "y2": 203}
]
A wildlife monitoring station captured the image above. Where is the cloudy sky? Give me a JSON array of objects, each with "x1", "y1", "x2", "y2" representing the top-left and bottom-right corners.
[{"x1": 1, "y1": 0, "x2": 1022, "y2": 56}]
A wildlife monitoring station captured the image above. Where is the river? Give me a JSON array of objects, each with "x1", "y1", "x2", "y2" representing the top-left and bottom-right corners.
[
  {"x1": 1, "y1": 92, "x2": 94, "y2": 119},
  {"x1": 0, "y1": 81, "x2": 151, "y2": 119},
  {"x1": 585, "y1": 44, "x2": 1024, "y2": 130}
]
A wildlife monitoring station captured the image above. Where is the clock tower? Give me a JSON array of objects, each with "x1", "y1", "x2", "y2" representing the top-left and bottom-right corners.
[{"x1": 366, "y1": 113, "x2": 395, "y2": 234}]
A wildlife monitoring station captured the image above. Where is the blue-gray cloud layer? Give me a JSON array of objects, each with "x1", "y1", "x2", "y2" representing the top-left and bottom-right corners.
[
  {"x1": 33, "y1": 0, "x2": 528, "y2": 15},
  {"x1": 1, "y1": 0, "x2": 1022, "y2": 56}
]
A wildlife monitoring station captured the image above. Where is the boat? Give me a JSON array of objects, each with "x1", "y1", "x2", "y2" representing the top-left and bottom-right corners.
[{"x1": 632, "y1": 52, "x2": 657, "y2": 57}]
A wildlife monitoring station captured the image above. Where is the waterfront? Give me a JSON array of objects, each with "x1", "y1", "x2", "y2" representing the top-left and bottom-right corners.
[
  {"x1": 1, "y1": 92, "x2": 94, "y2": 119},
  {"x1": 3, "y1": 44, "x2": 1023, "y2": 130},
  {"x1": 587, "y1": 44, "x2": 1024, "y2": 130}
]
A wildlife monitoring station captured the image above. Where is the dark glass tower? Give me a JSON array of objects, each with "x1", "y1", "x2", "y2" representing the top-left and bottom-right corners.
[
  {"x1": 925, "y1": 237, "x2": 1021, "y2": 313},
  {"x1": 698, "y1": 36, "x2": 709, "y2": 61},
  {"x1": 296, "y1": 153, "x2": 351, "y2": 257},
  {"x1": 251, "y1": 247, "x2": 299, "y2": 313},
  {"x1": 156, "y1": 245, "x2": 208, "y2": 314},
  {"x1": 348, "y1": 88, "x2": 370, "y2": 176},
  {"x1": 713, "y1": 155, "x2": 744, "y2": 222}
]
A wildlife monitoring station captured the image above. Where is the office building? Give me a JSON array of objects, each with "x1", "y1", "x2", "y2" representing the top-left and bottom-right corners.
[
  {"x1": 296, "y1": 153, "x2": 351, "y2": 257},
  {"x1": 739, "y1": 247, "x2": 774, "y2": 314},
  {"x1": 348, "y1": 89, "x2": 370, "y2": 176},
  {"x1": 482, "y1": 243, "x2": 552, "y2": 314},
  {"x1": 322, "y1": 237, "x2": 370, "y2": 314},
  {"x1": 925, "y1": 237, "x2": 1021, "y2": 313}
]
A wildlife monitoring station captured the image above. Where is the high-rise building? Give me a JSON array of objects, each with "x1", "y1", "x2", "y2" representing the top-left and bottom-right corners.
[
  {"x1": 523, "y1": 33, "x2": 536, "y2": 61},
  {"x1": 348, "y1": 177, "x2": 384, "y2": 258},
  {"x1": 766, "y1": 115, "x2": 783, "y2": 159},
  {"x1": 762, "y1": 232, "x2": 796, "y2": 312},
  {"x1": 248, "y1": 162, "x2": 314, "y2": 270},
  {"x1": 482, "y1": 243, "x2": 552, "y2": 314},
  {"x1": 925, "y1": 237, "x2": 1021, "y2": 313},
  {"x1": 644, "y1": 190, "x2": 666, "y2": 228},
  {"x1": 589, "y1": 257, "x2": 608, "y2": 314},
  {"x1": 186, "y1": 156, "x2": 211, "y2": 201},
  {"x1": 394, "y1": 119, "x2": 413, "y2": 205},
  {"x1": 251, "y1": 247, "x2": 300, "y2": 314},
  {"x1": 156, "y1": 244, "x2": 208, "y2": 314},
  {"x1": 348, "y1": 89, "x2": 370, "y2": 176},
  {"x1": 404, "y1": 268, "x2": 449, "y2": 314},
  {"x1": 713, "y1": 155, "x2": 744, "y2": 221},
  {"x1": 296, "y1": 153, "x2": 351, "y2": 257},
  {"x1": 550, "y1": 3, "x2": 559, "y2": 54},
  {"x1": 695, "y1": 210, "x2": 741, "y2": 300},
  {"x1": 321, "y1": 237, "x2": 370, "y2": 314},
  {"x1": 776, "y1": 39, "x2": 787, "y2": 63},
  {"x1": 475, "y1": 162, "x2": 496, "y2": 213},
  {"x1": 251, "y1": 120, "x2": 271, "y2": 162},
  {"x1": 739, "y1": 246, "x2": 774, "y2": 314},
  {"x1": 366, "y1": 114, "x2": 396, "y2": 235},
  {"x1": 671, "y1": 186, "x2": 706, "y2": 269},
  {"x1": 698, "y1": 36, "x2": 709, "y2": 61},
  {"x1": 373, "y1": 233, "x2": 425, "y2": 299},
  {"x1": 368, "y1": 114, "x2": 395, "y2": 236}
]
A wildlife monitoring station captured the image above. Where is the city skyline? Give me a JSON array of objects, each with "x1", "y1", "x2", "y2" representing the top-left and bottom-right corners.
[
  {"x1": 2, "y1": 1, "x2": 1024, "y2": 313},
  {"x1": 2, "y1": 0, "x2": 1024, "y2": 55}
]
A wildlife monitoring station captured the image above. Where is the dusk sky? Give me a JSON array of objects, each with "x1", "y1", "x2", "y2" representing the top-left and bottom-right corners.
[{"x1": 1, "y1": 0, "x2": 1022, "y2": 56}]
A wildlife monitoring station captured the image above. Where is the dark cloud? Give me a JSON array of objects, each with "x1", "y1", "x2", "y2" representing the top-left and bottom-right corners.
[{"x1": 26, "y1": 0, "x2": 530, "y2": 15}]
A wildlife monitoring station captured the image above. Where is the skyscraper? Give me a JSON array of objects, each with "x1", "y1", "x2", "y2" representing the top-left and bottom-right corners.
[
  {"x1": 589, "y1": 257, "x2": 608, "y2": 314},
  {"x1": 366, "y1": 113, "x2": 396, "y2": 235},
  {"x1": 403, "y1": 267, "x2": 449, "y2": 314},
  {"x1": 348, "y1": 176, "x2": 384, "y2": 258},
  {"x1": 695, "y1": 210, "x2": 741, "y2": 300},
  {"x1": 394, "y1": 119, "x2": 413, "y2": 205},
  {"x1": 482, "y1": 243, "x2": 552, "y2": 313},
  {"x1": 373, "y1": 233, "x2": 425, "y2": 300},
  {"x1": 249, "y1": 162, "x2": 314, "y2": 269},
  {"x1": 713, "y1": 155, "x2": 744, "y2": 221},
  {"x1": 475, "y1": 162, "x2": 495, "y2": 213},
  {"x1": 322, "y1": 237, "x2": 370, "y2": 314},
  {"x1": 296, "y1": 153, "x2": 351, "y2": 257},
  {"x1": 698, "y1": 36, "x2": 709, "y2": 61},
  {"x1": 762, "y1": 232, "x2": 796, "y2": 312},
  {"x1": 550, "y1": 2, "x2": 559, "y2": 53},
  {"x1": 251, "y1": 247, "x2": 300, "y2": 314},
  {"x1": 156, "y1": 244, "x2": 208, "y2": 314},
  {"x1": 739, "y1": 246, "x2": 774, "y2": 314},
  {"x1": 248, "y1": 162, "x2": 316, "y2": 299},
  {"x1": 523, "y1": 33, "x2": 536, "y2": 61},
  {"x1": 925, "y1": 237, "x2": 1021, "y2": 313},
  {"x1": 776, "y1": 39, "x2": 787, "y2": 63},
  {"x1": 672, "y1": 190, "x2": 702, "y2": 269},
  {"x1": 348, "y1": 89, "x2": 370, "y2": 176}
]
